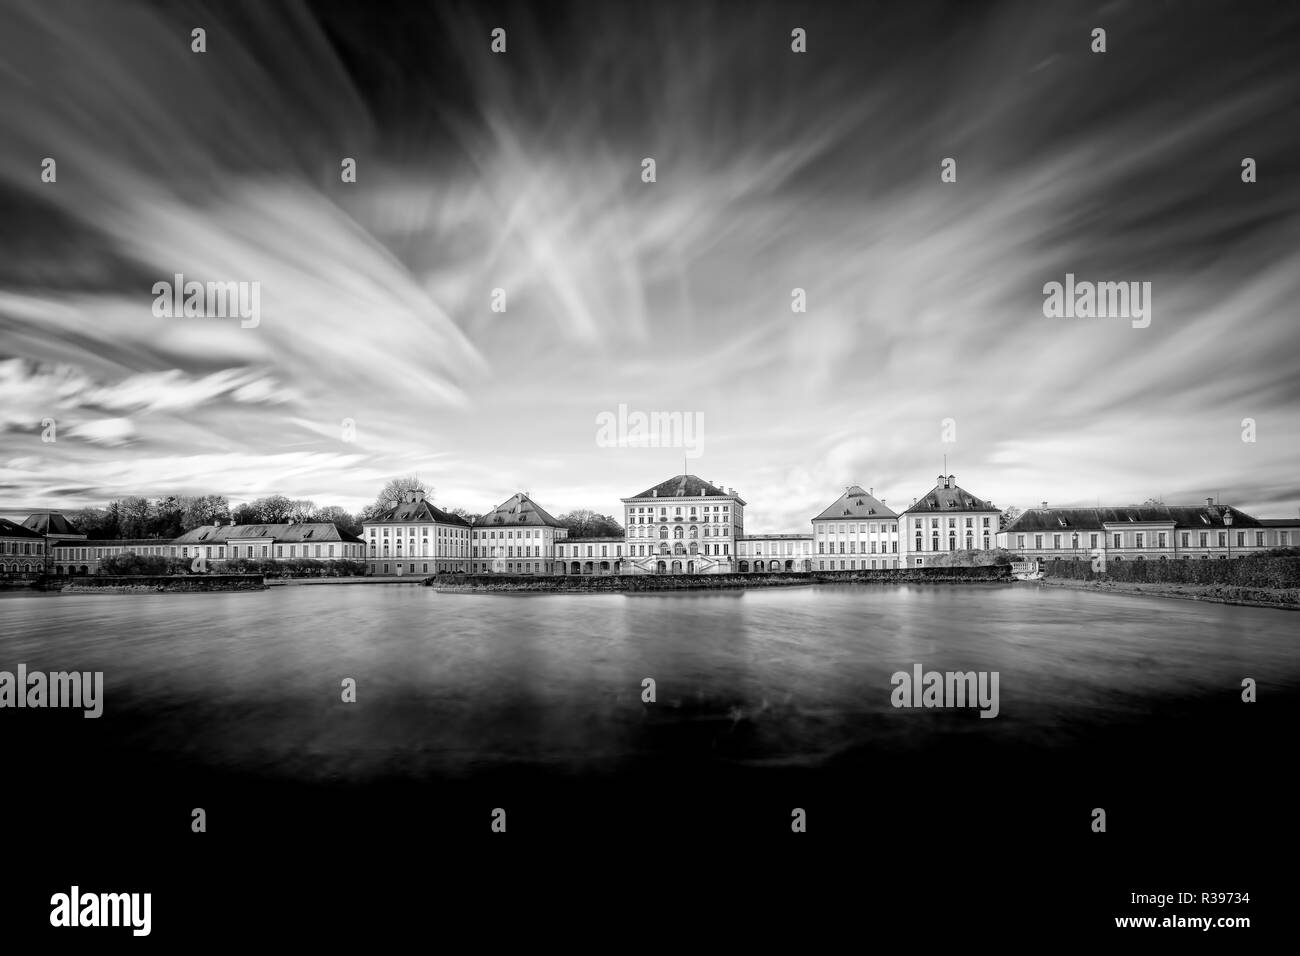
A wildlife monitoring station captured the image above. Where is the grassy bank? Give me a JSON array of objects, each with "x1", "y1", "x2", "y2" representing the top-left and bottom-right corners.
[{"x1": 1038, "y1": 577, "x2": 1299, "y2": 609}]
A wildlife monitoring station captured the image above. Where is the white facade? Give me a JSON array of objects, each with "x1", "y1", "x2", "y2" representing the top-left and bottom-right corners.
[
  {"x1": 363, "y1": 490, "x2": 470, "y2": 575},
  {"x1": 901, "y1": 475, "x2": 1001, "y2": 567},
  {"x1": 470, "y1": 492, "x2": 566, "y2": 574},
  {"x1": 621, "y1": 475, "x2": 744, "y2": 574},
  {"x1": 811, "y1": 486, "x2": 901, "y2": 571},
  {"x1": 737, "y1": 534, "x2": 812, "y2": 572}
]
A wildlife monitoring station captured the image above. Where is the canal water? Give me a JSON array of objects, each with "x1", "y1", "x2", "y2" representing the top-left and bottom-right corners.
[
  {"x1": 3, "y1": 583, "x2": 1292, "y2": 929},
  {"x1": 2, "y1": 583, "x2": 1293, "y2": 779}
]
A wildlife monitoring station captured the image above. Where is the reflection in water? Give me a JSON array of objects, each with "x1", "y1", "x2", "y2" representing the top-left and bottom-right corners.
[{"x1": 1, "y1": 584, "x2": 1294, "y2": 782}]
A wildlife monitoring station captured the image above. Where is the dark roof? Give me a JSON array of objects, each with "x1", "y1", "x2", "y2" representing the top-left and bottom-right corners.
[
  {"x1": 625, "y1": 475, "x2": 744, "y2": 504},
  {"x1": 740, "y1": 533, "x2": 813, "y2": 540},
  {"x1": 901, "y1": 477, "x2": 999, "y2": 514},
  {"x1": 812, "y1": 486, "x2": 897, "y2": 521},
  {"x1": 368, "y1": 496, "x2": 471, "y2": 527},
  {"x1": 53, "y1": 538, "x2": 167, "y2": 548},
  {"x1": 0, "y1": 517, "x2": 45, "y2": 539},
  {"x1": 1258, "y1": 518, "x2": 1300, "y2": 527},
  {"x1": 564, "y1": 536, "x2": 625, "y2": 543},
  {"x1": 22, "y1": 511, "x2": 83, "y2": 536},
  {"x1": 1001, "y1": 505, "x2": 1261, "y2": 534},
  {"x1": 172, "y1": 522, "x2": 362, "y2": 544},
  {"x1": 472, "y1": 493, "x2": 563, "y2": 528}
]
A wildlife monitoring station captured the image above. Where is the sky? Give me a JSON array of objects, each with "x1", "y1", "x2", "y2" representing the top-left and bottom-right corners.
[{"x1": 1, "y1": 0, "x2": 1297, "y2": 532}]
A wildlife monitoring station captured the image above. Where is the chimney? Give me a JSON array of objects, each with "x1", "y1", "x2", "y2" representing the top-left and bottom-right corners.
[
  {"x1": 1206, "y1": 497, "x2": 1214, "y2": 508},
  {"x1": 1041, "y1": 501, "x2": 1048, "y2": 510},
  {"x1": 213, "y1": 519, "x2": 220, "y2": 527},
  {"x1": 869, "y1": 487, "x2": 873, "y2": 496},
  {"x1": 948, "y1": 475, "x2": 956, "y2": 488},
  {"x1": 229, "y1": 518, "x2": 236, "y2": 526},
  {"x1": 652, "y1": 489, "x2": 658, "y2": 497},
  {"x1": 937, "y1": 475, "x2": 945, "y2": 488}
]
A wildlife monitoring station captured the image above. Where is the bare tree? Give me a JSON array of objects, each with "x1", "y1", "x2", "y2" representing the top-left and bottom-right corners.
[
  {"x1": 254, "y1": 495, "x2": 294, "y2": 523},
  {"x1": 287, "y1": 498, "x2": 317, "y2": 523},
  {"x1": 373, "y1": 476, "x2": 432, "y2": 511},
  {"x1": 118, "y1": 495, "x2": 154, "y2": 537},
  {"x1": 180, "y1": 494, "x2": 230, "y2": 530}
]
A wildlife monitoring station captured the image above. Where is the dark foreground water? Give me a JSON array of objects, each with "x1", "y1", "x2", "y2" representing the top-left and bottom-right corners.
[{"x1": 2, "y1": 582, "x2": 1293, "y2": 939}]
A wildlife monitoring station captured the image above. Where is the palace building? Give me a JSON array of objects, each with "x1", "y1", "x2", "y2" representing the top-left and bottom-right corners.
[
  {"x1": 0, "y1": 517, "x2": 47, "y2": 576},
  {"x1": 900, "y1": 475, "x2": 1001, "y2": 566},
  {"x1": 997, "y1": 499, "x2": 1293, "y2": 562},
  {"x1": 555, "y1": 537, "x2": 627, "y2": 575},
  {"x1": 362, "y1": 489, "x2": 471, "y2": 576},
  {"x1": 470, "y1": 492, "x2": 567, "y2": 574},
  {"x1": 736, "y1": 534, "x2": 813, "y2": 573},
  {"x1": 811, "y1": 486, "x2": 900, "y2": 571},
  {"x1": 620, "y1": 475, "x2": 744, "y2": 574},
  {"x1": 52, "y1": 539, "x2": 172, "y2": 576},
  {"x1": 174, "y1": 520, "x2": 365, "y2": 566}
]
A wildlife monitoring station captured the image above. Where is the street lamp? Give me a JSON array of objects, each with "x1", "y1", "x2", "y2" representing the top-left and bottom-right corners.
[{"x1": 1224, "y1": 509, "x2": 1233, "y2": 559}]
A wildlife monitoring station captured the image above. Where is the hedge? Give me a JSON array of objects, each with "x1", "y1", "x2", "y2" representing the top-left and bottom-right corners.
[{"x1": 1042, "y1": 554, "x2": 1300, "y2": 588}]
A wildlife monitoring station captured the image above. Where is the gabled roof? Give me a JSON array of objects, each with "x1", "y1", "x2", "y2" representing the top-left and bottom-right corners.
[
  {"x1": 472, "y1": 492, "x2": 563, "y2": 528},
  {"x1": 172, "y1": 522, "x2": 362, "y2": 545},
  {"x1": 812, "y1": 486, "x2": 897, "y2": 521},
  {"x1": 22, "y1": 511, "x2": 84, "y2": 536},
  {"x1": 0, "y1": 517, "x2": 45, "y2": 539},
  {"x1": 1258, "y1": 518, "x2": 1300, "y2": 528},
  {"x1": 367, "y1": 496, "x2": 471, "y2": 527},
  {"x1": 625, "y1": 475, "x2": 743, "y2": 503},
  {"x1": 901, "y1": 476, "x2": 999, "y2": 514},
  {"x1": 1001, "y1": 505, "x2": 1261, "y2": 534}
]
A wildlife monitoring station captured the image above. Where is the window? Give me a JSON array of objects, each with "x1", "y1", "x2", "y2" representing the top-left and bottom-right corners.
[
  {"x1": 1017, "y1": 535, "x2": 1025, "y2": 549},
  {"x1": 1181, "y1": 533, "x2": 1189, "y2": 547},
  {"x1": 1135, "y1": 533, "x2": 1144, "y2": 548},
  {"x1": 1255, "y1": 532, "x2": 1264, "y2": 547},
  {"x1": 1199, "y1": 533, "x2": 1208, "y2": 548},
  {"x1": 1218, "y1": 533, "x2": 1227, "y2": 547},
  {"x1": 1158, "y1": 533, "x2": 1167, "y2": 548},
  {"x1": 1113, "y1": 534, "x2": 1121, "y2": 550},
  {"x1": 1035, "y1": 535, "x2": 1042, "y2": 550}
]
